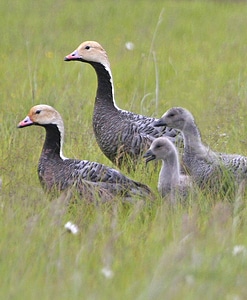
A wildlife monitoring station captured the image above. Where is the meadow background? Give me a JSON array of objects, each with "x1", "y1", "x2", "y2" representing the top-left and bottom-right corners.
[{"x1": 1, "y1": 0, "x2": 247, "y2": 299}]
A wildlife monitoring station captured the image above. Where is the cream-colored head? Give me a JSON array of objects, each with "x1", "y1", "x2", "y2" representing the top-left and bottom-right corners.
[
  {"x1": 18, "y1": 104, "x2": 63, "y2": 128},
  {"x1": 64, "y1": 41, "x2": 110, "y2": 69},
  {"x1": 18, "y1": 105, "x2": 66, "y2": 159},
  {"x1": 64, "y1": 40, "x2": 117, "y2": 108}
]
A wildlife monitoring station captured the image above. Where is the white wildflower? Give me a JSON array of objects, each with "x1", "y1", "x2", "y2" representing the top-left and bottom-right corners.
[
  {"x1": 64, "y1": 221, "x2": 79, "y2": 235},
  {"x1": 185, "y1": 274, "x2": 195, "y2": 285},
  {"x1": 232, "y1": 245, "x2": 247, "y2": 256},
  {"x1": 125, "y1": 42, "x2": 135, "y2": 51},
  {"x1": 101, "y1": 266, "x2": 114, "y2": 279},
  {"x1": 219, "y1": 133, "x2": 227, "y2": 137}
]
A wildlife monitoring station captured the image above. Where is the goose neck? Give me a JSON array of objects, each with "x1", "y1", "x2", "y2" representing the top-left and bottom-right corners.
[
  {"x1": 182, "y1": 121, "x2": 203, "y2": 152},
  {"x1": 90, "y1": 61, "x2": 117, "y2": 109},
  {"x1": 41, "y1": 124, "x2": 63, "y2": 159},
  {"x1": 160, "y1": 156, "x2": 180, "y2": 186}
]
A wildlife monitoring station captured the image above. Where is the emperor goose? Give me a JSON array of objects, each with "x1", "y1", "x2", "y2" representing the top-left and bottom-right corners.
[
  {"x1": 154, "y1": 107, "x2": 247, "y2": 192},
  {"x1": 64, "y1": 41, "x2": 181, "y2": 169},
  {"x1": 144, "y1": 137, "x2": 192, "y2": 200},
  {"x1": 17, "y1": 105, "x2": 154, "y2": 201}
]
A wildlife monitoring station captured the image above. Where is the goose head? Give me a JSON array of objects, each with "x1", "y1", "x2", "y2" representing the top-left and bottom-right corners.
[
  {"x1": 64, "y1": 41, "x2": 110, "y2": 69},
  {"x1": 154, "y1": 107, "x2": 193, "y2": 131},
  {"x1": 18, "y1": 105, "x2": 67, "y2": 159},
  {"x1": 144, "y1": 137, "x2": 177, "y2": 164},
  {"x1": 18, "y1": 104, "x2": 63, "y2": 130}
]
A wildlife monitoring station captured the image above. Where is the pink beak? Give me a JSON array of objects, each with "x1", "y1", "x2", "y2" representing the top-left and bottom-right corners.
[
  {"x1": 17, "y1": 116, "x2": 33, "y2": 128},
  {"x1": 64, "y1": 50, "x2": 81, "y2": 61}
]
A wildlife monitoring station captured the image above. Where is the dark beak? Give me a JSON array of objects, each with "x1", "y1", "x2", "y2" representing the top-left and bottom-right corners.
[
  {"x1": 153, "y1": 119, "x2": 167, "y2": 127},
  {"x1": 143, "y1": 150, "x2": 156, "y2": 164}
]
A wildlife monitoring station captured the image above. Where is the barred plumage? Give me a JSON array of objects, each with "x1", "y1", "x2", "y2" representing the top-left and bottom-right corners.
[
  {"x1": 154, "y1": 107, "x2": 247, "y2": 192},
  {"x1": 144, "y1": 137, "x2": 192, "y2": 202},
  {"x1": 18, "y1": 105, "x2": 154, "y2": 202},
  {"x1": 64, "y1": 41, "x2": 181, "y2": 169}
]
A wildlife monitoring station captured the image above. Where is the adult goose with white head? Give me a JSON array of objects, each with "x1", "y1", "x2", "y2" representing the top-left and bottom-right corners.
[
  {"x1": 64, "y1": 41, "x2": 181, "y2": 169},
  {"x1": 18, "y1": 105, "x2": 154, "y2": 202}
]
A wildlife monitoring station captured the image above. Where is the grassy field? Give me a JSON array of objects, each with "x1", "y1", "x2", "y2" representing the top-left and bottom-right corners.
[{"x1": 1, "y1": 0, "x2": 247, "y2": 299}]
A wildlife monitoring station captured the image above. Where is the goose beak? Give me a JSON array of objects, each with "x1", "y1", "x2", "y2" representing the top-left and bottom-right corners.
[
  {"x1": 153, "y1": 118, "x2": 167, "y2": 127},
  {"x1": 17, "y1": 116, "x2": 33, "y2": 128},
  {"x1": 64, "y1": 50, "x2": 81, "y2": 61},
  {"x1": 143, "y1": 150, "x2": 156, "y2": 164}
]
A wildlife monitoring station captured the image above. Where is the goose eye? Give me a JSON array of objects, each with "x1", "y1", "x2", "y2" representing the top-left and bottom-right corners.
[
  {"x1": 35, "y1": 110, "x2": 41, "y2": 114},
  {"x1": 85, "y1": 46, "x2": 90, "y2": 50}
]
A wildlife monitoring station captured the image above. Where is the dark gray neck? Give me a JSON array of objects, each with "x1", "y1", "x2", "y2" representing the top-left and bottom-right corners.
[
  {"x1": 90, "y1": 62, "x2": 116, "y2": 109},
  {"x1": 41, "y1": 124, "x2": 61, "y2": 158}
]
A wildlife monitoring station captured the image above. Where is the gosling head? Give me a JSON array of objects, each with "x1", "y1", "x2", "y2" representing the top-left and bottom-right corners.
[
  {"x1": 144, "y1": 137, "x2": 178, "y2": 164},
  {"x1": 154, "y1": 107, "x2": 194, "y2": 131}
]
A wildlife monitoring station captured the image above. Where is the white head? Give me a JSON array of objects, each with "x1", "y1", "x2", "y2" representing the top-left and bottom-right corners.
[
  {"x1": 18, "y1": 104, "x2": 67, "y2": 160},
  {"x1": 64, "y1": 41, "x2": 111, "y2": 71},
  {"x1": 64, "y1": 40, "x2": 118, "y2": 107}
]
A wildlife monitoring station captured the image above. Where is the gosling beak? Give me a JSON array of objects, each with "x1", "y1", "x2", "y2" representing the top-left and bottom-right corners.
[
  {"x1": 153, "y1": 118, "x2": 167, "y2": 127},
  {"x1": 143, "y1": 150, "x2": 156, "y2": 164}
]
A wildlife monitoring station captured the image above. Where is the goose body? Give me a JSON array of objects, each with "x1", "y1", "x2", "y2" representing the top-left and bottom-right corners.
[
  {"x1": 154, "y1": 107, "x2": 247, "y2": 191},
  {"x1": 144, "y1": 137, "x2": 192, "y2": 200},
  {"x1": 64, "y1": 41, "x2": 181, "y2": 169},
  {"x1": 18, "y1": 105, "x2": 153, "y2": 201}
]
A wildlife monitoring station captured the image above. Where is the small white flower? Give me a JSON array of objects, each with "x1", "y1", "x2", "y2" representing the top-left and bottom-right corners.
[
  {"x1": 101, "y1": 266, "x2": 114, "y2": 279},
  {"x1": 232, "y1": 245, "x2": 246, "y2": 256},
  {"x1": 185, "y1": 275, "x2": 195, "y2": 285},
  {"x1": 64, "y1": 221, "x2": 79, "y2": 235},
  {"x1": 125, "y1": 42, "x2": 135, "y2": 51}
]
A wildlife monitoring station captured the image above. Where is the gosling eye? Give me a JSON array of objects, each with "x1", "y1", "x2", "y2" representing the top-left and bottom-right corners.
[
  {"x1": 35, "y1": 110, "x2": 41, "y2": 114},
  {"x1": 85, "y1": 45, "x2": 90, "y2": 50}
]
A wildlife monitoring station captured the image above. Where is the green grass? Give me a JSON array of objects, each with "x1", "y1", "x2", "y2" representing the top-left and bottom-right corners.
[{"x1": 1, "y1": 0, "x2": 247, "y2": 299}]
